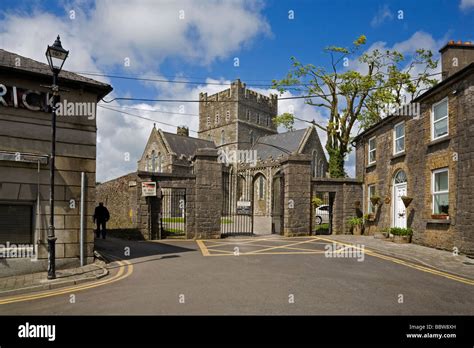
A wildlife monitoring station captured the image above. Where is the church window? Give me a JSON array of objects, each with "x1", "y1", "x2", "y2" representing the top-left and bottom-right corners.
[
  {"x1": 226, "y1": 110, "x2": 231, "y2": 122},
  {"x1": 221, "y1": 130, "x2": 225, "y2": 145}
]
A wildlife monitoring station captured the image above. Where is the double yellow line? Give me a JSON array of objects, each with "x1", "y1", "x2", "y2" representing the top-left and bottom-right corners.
[
  {"x1": 0, "y1": 258, "x2": 133, "y2": 305},
  {"x1": 317, "y1": 236, "x2": 474, "y2": 286}
]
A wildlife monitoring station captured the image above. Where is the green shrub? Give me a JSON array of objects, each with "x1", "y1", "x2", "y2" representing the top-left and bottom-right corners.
[
  {"x1": 347, "y1": 216, "x2": 363, "y2": 227},
  {"x1": 312, "y1": 196, "x2": 324, "y2": 207},
  {"x1": 389, "y1": 227, "x2": 413, "y2": 236}
]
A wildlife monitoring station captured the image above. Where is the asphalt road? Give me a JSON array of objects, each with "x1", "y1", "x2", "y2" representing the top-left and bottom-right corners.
[{"x1": 1, "y1": 236, "x2": 473, "y2": 315}]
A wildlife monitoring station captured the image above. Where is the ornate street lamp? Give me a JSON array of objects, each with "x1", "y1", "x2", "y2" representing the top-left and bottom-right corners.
[{"x1": 45, "y1": 35, "x2": 68, "y2": 279}]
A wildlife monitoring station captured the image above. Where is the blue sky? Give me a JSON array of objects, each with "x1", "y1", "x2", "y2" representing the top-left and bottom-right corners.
[{"x1": 1, "y1": 0, "x2": 473, "y2": 181}]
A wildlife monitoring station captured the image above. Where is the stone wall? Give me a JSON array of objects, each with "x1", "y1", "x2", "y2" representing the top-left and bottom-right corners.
[
  {"x1": 281, "y1": 154, "x2": 312, "y2": 236},
  {"x1": 312, "y1": 178, "x2": 363, "y2": 235},
  {"x1": 96, "y1": 172, "x2": 138, "y2": 230}
]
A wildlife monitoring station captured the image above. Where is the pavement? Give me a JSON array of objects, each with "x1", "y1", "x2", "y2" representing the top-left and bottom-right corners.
[
  {"x1": 0, "y1": 234, "x2": 472, "y2": 315},
  {"x1": 0, "y1": 259, "x2": 109, "y2": 297},
  {"x1": 323, "y1": 234, "x2": 474, "y2": 280}
]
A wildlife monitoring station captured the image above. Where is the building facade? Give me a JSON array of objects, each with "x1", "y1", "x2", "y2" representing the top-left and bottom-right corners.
[
  {"x1": 0, "y1": 49, "x2": 112, "y2": 276},
  {"x1": 353, "y1": 41, "x2": 474, "y2": 255}
]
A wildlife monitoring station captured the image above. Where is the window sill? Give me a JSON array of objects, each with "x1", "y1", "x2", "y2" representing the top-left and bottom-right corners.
[
  {"x1": 391, "y1": 152, "x2": 406, "y2": 160},
  {"x1": 366, "y1": 162, "x2": 376, "y2": 170},
  {"x1": 426, "y1": 219, "x2": 451, "y2": 225},
  {"x1": 428, "y1": 135, "x2": 451, "y2": 148}
]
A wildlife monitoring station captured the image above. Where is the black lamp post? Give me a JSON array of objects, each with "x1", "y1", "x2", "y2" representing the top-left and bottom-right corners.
[{"x1": 45, "y1": 35, "x2": 68, "y2": 279}]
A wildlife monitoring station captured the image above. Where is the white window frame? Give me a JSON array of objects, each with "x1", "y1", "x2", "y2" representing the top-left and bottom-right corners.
[
  {"x1": 393, "y1": 121, "x2": 405, "y2": 155},
  {"x1": 368, "y1": 136, "x2": 376, "y2": 165},
  {"x1": 432, "y1": 168, "x2": 449, "y2": 214},
  {"x1": 431, "y1": 97, "x2": 449, "y2": 141},
  {"x1": 368, "y1": 184, "x2": 376, "y2": 213}
]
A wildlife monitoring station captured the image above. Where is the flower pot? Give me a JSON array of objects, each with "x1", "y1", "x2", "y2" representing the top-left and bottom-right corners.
[
  {"x1": 431, "y1": 214, "x2": 449, "y2": 220},
  {"x1": 366, "y1": 213, "x2": 376, "y2": 222},
  {"x1": 370, "y1": 196, "x2": 381, "y2": 206},
  {"x1": 401, "y1": 196, "x2": 413, "y2": 208},
  {"x1": 352, "y1": 225, "x2": 362, "y2": 236},
  {"x1": 392, "y1": 235, "x2": 412, "y2": 243}
]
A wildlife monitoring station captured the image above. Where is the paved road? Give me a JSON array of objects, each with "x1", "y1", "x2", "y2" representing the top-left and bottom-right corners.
[{"x1": 0, "y1": 235, "x2": 473, "y2": 315}]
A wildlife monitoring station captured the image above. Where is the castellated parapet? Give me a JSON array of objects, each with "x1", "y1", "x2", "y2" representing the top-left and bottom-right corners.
[{"x1": 198, "y1": 79, "x2": 279, "y2": 152}]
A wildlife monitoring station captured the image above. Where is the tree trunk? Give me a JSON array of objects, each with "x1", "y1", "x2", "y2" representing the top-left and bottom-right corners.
[{"x1": 327, "y1": 148, "x2": 345, "y2": 178}]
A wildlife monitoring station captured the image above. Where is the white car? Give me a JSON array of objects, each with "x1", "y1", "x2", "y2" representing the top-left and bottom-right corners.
[{"x1": 315, "y1": 205, "x2": 330, "y2": 225}]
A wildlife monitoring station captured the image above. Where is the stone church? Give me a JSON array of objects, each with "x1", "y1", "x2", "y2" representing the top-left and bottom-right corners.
[{"x1": 98, "y1": 79, "x2": 328, "y2": 237}]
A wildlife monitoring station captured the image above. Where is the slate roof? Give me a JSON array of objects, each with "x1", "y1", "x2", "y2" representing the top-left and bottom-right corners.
[
  {"x1": 162, "y1": 132, "x2": 215, "y2": 157},
  {"x1": 0, "y1": 49, "x2": 112, "y2": 98},
  {"x1": 251, "y1": 128, "x2": 308, "y2": 160}
]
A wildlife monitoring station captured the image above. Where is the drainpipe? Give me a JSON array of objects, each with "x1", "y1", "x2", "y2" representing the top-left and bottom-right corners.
[{"x1": 79, "y1": 172, "x2": 85, "y2": 266}]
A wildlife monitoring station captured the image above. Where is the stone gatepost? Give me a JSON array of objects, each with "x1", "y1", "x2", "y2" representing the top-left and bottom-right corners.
[
  {"x1": 193, "y1": 148, "x2": 222, "y2": 239},
  {"x1": 281, "y1": 154, "x2": 312, "y2": 236}
]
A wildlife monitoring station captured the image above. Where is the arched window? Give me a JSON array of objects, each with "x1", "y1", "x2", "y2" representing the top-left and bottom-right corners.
[
  {"x1": 320, "y1": 161, "x2": 325, "y2": 178},
  {"x1": 249, "y1": 130, "x2": 254, "y2": 146},
  {"x1": 206, "y1": 115, "x2": 211, "y2": 128},
  {"x1": 257, "y1": 113, "x2": 260, "y2": 124},
  {"x1": 237, "y1": 176, "x2": 246, "y2": 200},
  {"x1": 394, "y1": 170, "x2": 407, "y2": 184},
  {"x1": 151, "y1": 150, "x2": 157, "y2": 172},
  {"x1": 157, "y1": 152, "x2": 162, "y2": 172},
  {"x1": 226, "y1": 110, "x2": 231, "y2": 122},
  {"x1": 246, "y1": 110, "x2": 251, "y2": 121},
  {"x1": 207, "y1": 133, "x2": 212, "y2": 141},
  {"x1": 220, "y1": 129, "x2": 225, "y2": 145},
  {"x1": 311, "y1": 151, "x2": 317, "y2": 177},
  {"x1": 145, "y1": 155, "x2": 150, "y2": 171},
  {"x1": 215, "y1": 112, "x2": 220, "y2": 125},
  {"x1": 258, "y1": 175, "x2": 265, "y2": 200}
]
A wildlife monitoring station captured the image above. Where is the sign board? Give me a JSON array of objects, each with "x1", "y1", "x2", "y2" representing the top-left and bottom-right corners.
[
  {"x1": 141, "y1": 182, "x2": 157, "y2": 197},
  {"x1": 236, "y1": 200, "x2": 251, "y2": 215}
]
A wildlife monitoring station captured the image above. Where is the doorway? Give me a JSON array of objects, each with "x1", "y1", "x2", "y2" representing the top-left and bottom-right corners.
[{"x1": 392, "y1": 170, "x2": 407, "y2": 228}]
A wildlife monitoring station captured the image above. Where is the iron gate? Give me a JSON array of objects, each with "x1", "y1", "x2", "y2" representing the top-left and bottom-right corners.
[
  {"x1": 160, "y1": 188, "x2": 186, "y2": 239},
  {"x1": 221, "y1": 170, "x2": 253, "y2": 236}
]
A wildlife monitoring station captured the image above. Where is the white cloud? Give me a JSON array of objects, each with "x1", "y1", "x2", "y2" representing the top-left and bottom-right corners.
[
  {"x1": 460, "y1": 0, "x2": 474, "y2": 10},
  {"x1": 370, "y1": 4, "x2": 394, "y2": 27}
]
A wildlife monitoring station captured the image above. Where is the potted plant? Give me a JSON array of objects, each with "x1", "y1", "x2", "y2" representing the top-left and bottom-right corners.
[
  {"x1": 364, "y1": 213, "x2": 375, "y2": 222},
  {"x1": 347, "y1": 217, "x2": 363, "y2": 235},
  {"x1": 390, "y1": 227, "x2": 413, "y2": 243},
  {"x1": 401, "y1": 196, "x2": 413, "y2": 208},
  {"x1": 370, "y1": 195, "x2": 381, "y2": 206}
]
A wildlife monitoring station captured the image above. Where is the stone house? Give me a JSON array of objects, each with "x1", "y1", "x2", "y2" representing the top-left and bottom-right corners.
[
  {"x1": 97, "y1": 80, "x2": 329, "y2": 238},
  {"x1": 353, "y1": 41, "x2": 474, "y2": 255},
  {"x1": 0, "y1": 49, "x2": 112, "y2": 275}
]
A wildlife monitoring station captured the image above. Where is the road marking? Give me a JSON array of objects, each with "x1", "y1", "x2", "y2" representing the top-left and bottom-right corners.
[
  {"x1": 206, "y1": 250, "x2": 326, "y2": 256},
  {"x1": 317, "y1": 236, "x2": 474, "y2": 286},
  {"x1": 250, "y1": 238, "x2": 321, "y2": 254},
  {"x1": 0, "y1": 259, "x2": 134, "y2": 305},
  {"x1": 196, "y1": 240, "x2": 210, "y2": 256}
]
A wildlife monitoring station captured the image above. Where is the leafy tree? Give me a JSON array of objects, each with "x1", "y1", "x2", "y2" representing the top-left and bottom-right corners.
[{"x1": 273, "y1": 35, "x2": 438, "y2": 177}]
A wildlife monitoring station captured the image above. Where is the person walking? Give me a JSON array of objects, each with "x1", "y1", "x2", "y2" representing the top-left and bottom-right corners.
[{"x1": 93, "y1": 202, "x2": 110, "y2": 239}]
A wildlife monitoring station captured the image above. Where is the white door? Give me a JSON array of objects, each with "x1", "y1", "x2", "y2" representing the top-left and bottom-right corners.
[{"x1": 393, "y1": 183, "x2": 407, "y2": 228}]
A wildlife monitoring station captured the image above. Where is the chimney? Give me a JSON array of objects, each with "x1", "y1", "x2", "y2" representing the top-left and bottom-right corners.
[
  {"x1": 177, "y1": 126, "x2": 189, "y2": 137},
  {"x1": 440, "y1": 40, "x2": 474, "y2": 80}
]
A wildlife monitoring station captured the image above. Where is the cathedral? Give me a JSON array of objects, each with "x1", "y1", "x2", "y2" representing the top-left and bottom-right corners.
[{"x1": 135, "y1": 79, "x2": 328, "y2": 234}]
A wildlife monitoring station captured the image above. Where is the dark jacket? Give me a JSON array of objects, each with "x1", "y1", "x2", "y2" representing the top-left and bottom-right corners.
[{"x1": 94, "y1": 206, "x2": 110, "y2": 222}]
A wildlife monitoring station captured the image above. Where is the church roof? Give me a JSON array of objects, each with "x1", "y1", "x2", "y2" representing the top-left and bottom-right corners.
[
  {"x1": 162, "y1": 131, "x2": 215, "y2": 157},
  {"x1": 252, "y1": 128, "x2": 308, "y2": 160}
]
